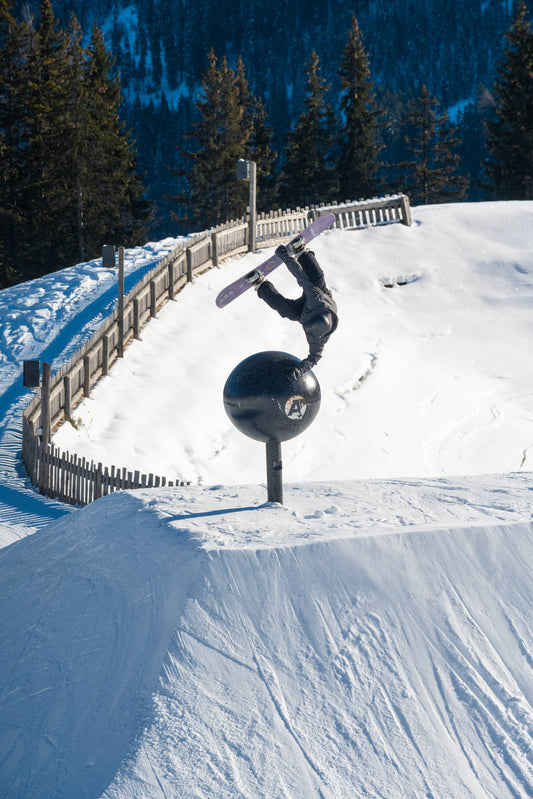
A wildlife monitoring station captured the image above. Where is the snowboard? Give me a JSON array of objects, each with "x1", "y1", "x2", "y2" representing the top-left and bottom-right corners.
[{"x1": 215, "y1": 213, "x2": 336, "y2": 308}]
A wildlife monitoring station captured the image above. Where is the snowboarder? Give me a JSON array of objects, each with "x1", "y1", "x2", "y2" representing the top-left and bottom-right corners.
[{"x1": 247, "y1": 237, "x2": 338, "y2": 377}]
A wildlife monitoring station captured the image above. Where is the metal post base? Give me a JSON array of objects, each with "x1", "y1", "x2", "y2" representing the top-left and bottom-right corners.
[{"x1": 266, "y1": 439, "x2": 283, "y2": 504}]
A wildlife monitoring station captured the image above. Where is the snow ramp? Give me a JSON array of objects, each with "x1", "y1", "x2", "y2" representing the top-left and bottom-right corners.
[{"x1": 0, "y1": 479, "x2": 532, "y2": 799}]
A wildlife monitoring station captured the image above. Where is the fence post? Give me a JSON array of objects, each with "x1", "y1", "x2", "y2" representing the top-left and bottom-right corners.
[
  {"x1": 102, "y1": 333, "x2": 110, "y2": 376},
  {"x1": 150, "y1": 280, "x2": 157, "y2": 317},
  {"x1": 83, "y1": 355, "x2": 91, "y2": 397},
  {"x1": 95, "y1": 463, "x2": 103, "y2": 499},
  {"x1": 186, "y1": 248, "x2": 193, "y2": 282},
  {"x1": 133, "y1": 298, "x2": 140, "y2": 339},
  {"x1": 64, "y1": 374, "x2": 72, "y2": 420},
  {"x1": 400, "y1": 194, "x2": 412, "y2": 226},
  {"x1": 41, "y1": 362, "x2": 51, "y2": 446},
  {"x1": 249, "y1": 160, "x2": 257, "y2": 253},
  {"x1": 118, "y1": 246, "x2": 125, "y2": 357},
  {"x1": 211, "y1": 232, "x2": 219, "y2": 267},
  {"x1": 168, "y1": 260, "x2": 175, "y2": 299}
]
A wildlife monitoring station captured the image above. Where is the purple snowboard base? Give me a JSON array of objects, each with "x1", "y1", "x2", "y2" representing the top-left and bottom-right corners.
[{"x1": 215, "y1": 213, "x2": 336, "y2": 308}]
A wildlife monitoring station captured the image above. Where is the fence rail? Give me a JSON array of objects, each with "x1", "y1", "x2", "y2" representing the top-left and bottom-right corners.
[{"x1": 22, "y1": 194, "x2": 411, "y2": 506}]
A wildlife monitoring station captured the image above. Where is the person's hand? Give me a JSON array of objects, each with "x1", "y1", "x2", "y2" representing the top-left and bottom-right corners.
[{"x1": 291, "y1": 358, "x2": 313, "y2": 379}]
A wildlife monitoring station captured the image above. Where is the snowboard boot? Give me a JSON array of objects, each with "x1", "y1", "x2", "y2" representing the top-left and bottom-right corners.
[
  {"x1": 276, "y1": 244, "x2": 299, "y2": 265},
  {"x1": 246, "y1": 270, "x2": 265, "y2": 290}
]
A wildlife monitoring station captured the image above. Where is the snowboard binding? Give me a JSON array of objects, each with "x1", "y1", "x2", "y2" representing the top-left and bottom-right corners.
[
  {"x1": 245, "y1": 270, "x2": 265, "y2": 289},
  {"x1": 290, "y1": 235, "x2": 306, "y2": 255}
]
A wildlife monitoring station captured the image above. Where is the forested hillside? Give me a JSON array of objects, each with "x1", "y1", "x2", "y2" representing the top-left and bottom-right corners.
[
  {"x1": 30, "y1": 0, "x2": 513, "y2": 112},
  {"x1": 6, "y1": 1, "x2": 523, "y2": 239}
]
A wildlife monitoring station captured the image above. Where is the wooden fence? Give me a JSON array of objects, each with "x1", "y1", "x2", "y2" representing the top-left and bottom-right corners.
[
  {"x1": 22, "y1": 194, "x2": 411, "y2": 506},
  {"x1": 22, "y1": 422, "x2": 185, "y2": 505}
]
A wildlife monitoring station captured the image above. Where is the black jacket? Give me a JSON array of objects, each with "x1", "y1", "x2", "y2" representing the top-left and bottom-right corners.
[{"x1": 258, "y1": 250, "x2": 338, "y2": 363}]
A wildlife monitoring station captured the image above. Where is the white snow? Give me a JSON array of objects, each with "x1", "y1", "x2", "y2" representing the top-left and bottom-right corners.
[
  {"x1": 0, "y1": 236, "x2": 186, "y2": 546},
  {"x1": 53, "y1": 201, "x2": 533, "y2": 485},
  {"x1": 0, "y1": 202, "x2": 532, "y2": 798}
]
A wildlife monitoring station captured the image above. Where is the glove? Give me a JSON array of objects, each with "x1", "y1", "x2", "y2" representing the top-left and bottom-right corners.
[{"x1": 291, "y1": 358, "x2": 313, "y2": 380}]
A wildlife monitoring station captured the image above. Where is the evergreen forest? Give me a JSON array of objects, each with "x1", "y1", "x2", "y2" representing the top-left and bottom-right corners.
[{"x1": 2, "y1": 0, "x2": 533, "y2": 286}]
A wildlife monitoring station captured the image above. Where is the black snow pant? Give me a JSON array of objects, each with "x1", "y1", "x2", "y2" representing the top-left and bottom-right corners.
[{"x1": 256, "y1": 251, "x2": 327, "y2": 320}]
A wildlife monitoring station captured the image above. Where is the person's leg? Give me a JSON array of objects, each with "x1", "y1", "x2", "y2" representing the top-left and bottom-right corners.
[
  {"x1": 298, "y1": 251, "x2": 327, "y2": 291},
  {"x1": 276, "y1": 245, "x2": 327, "y2": 292}
]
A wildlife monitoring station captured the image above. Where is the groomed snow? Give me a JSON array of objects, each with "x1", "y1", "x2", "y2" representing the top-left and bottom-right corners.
[
  {"x1": 53, "y1": 202, "x2": 533, "y2": 486},
  {"x1": 1, "y1": 480, "x2": 532, "y2": 798},
  {"x1": 0, "y1": 202, "x2": 532, "y2": 798}
]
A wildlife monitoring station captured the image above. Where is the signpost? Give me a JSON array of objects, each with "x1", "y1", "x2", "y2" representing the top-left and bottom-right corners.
[{"x1": 237, "y1": 159, "x2": 257, "y2": 253}]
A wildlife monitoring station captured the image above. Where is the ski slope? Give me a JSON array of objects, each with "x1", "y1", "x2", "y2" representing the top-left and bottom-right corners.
[
  {"x1": 0, "y1": 202, "x2": 532, "y2": 798},
  {"x1": 0, "y1": 236, "x2": 186, "y2": 545},
  {"x1": 53, "y1": 202, "x2": 533, "y2": 486}
]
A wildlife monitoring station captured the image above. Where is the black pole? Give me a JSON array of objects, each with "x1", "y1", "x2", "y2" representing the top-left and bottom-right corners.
[
  {"x1": 249, "y1": 160, "x2": 257, "y2": 253},
  {"x1": 41, "y1": 362, "x2": 51, "y2": 446},
  {"x1": 266, "y1": 438, "x2": 283, "y2": 504},
  {"x1": 118, "y1": 246, "x2": 125, "y2": 358}
]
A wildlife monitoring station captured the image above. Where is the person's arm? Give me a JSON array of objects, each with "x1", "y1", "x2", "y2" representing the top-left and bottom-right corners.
[
  {"x1": 257, "y1": 281, "x2": 304, "y2": 320},
  {"x1": 292, "y1": 351, "x2": 322, "y2": 378}
]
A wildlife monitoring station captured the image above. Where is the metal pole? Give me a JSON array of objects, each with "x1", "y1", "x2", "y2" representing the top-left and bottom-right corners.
[
  {"x1": 118, "y1": 246, "x2": 125, "y2": 357},
  {"x1": 249, "y1": 160, "x2": 257, "y2": 253},
  {"x1": 265, "y1": 438, "x2": 283, "y2": 504},
  {"x1": 41, "y1": 362, "x2": 51, "y2": 446}
]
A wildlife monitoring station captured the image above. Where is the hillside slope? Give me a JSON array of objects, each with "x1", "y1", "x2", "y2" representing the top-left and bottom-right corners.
[
  {"x1": 1, "y1": 202, "x2": 532, "y2": 796},
  {"x1": 53, "y1": 202, "x2": 533, "y2": 486}
]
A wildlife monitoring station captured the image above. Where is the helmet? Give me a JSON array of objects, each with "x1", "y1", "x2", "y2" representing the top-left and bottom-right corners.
[{"x1": 305, "y1": 313, "x2": 333, "y2": 337}]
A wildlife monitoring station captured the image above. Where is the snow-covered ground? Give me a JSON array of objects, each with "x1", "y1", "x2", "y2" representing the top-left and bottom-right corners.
[
  {"x1": 0, "y1": 202, "x2": 532, "y2": 798},
  {"x1": 52, "y1": 201, "x2": 533, "y2": 486},
  {"x1": 0, "y1": 236, "x2": 186, "y2": 545}
]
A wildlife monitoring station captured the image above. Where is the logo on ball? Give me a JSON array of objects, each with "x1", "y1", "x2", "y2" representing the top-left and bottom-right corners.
[{"x1": 285, "y1": 395, "x2": 306, "y2": 419}]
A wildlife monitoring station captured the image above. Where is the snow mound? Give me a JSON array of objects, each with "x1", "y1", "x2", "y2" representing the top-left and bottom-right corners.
[{"x1": 1, "y1": 479, "x2": 532, "y2": 798}]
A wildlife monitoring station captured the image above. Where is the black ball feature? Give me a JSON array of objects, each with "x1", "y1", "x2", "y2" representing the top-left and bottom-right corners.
[{"x1": 223, "y1": 351, "x2": 321, "y2": 443}]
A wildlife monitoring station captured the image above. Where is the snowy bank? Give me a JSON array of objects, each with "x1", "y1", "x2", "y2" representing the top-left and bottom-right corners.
[{"x1": 1, "y1": 479, "x2": 532, "y2": 798}]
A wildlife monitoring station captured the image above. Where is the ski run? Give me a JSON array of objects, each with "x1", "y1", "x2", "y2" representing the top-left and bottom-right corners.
[{"x1": 0, "y1": 201, "x2": 532, "y2": 798}]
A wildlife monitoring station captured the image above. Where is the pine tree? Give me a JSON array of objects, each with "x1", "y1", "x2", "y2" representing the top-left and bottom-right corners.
[
  {"x1": 235, "y1": 55, "x2": 277, "y2": 211},
  {"x1": 15, "y1": 0, "x2": 72, "y2": 276},
  {"x1": 278, "y1": 51, "x2": 337, "y2": 208},
  {"x1": 80, "y1": 21, "x2": 150, "y2": 257},
  {"x1": 177, "y1": 50, "x2": 272, "y2": 229},
  {"x1": 179, "y1": 50, "x2": 247, "y2": 228},
  {"x1": 398, "y1": 84, "x2": 467, "y2": 204},
  {"x1": 0, "y1": 0, "x2": 24, "y2": 286},
  {"x1": 456, "y1": 87, "x2": 493, "y2": 200},
  {"x1": 337, "y1": 15, "x2": 383, "y2": 200},
  {"x1": 59, "y1": 15, "x2": 89, "y2": 262},
  {"x1": 1, "y1": 1, "x2": 150, "y2": 282},
  {"x1": 484, "y1": 1, "x2": 533, "y2": 199}
]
